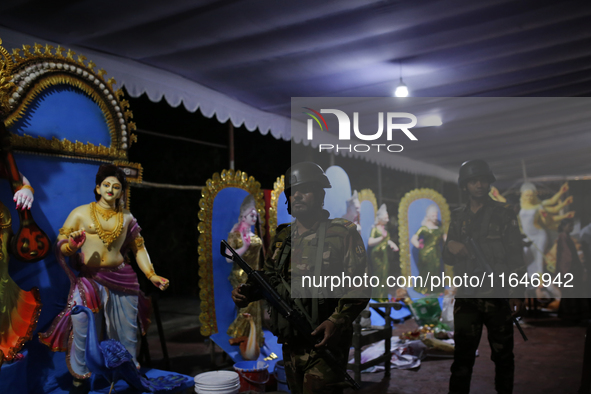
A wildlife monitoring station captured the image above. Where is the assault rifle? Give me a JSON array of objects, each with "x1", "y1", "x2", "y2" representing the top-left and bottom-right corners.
[
  {"x1": 465, "y1": 237, "x2": 528, "y2": 342},
  {"x1": 221, "y1": 240, "x2": 361, "y2": 390}
]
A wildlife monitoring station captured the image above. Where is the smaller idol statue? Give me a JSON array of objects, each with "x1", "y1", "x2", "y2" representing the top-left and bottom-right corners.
[
  {"x1": 0, "y1": 119, "x2": 50, "y2": 365},
  {"x1": 0, "y1": 175, "x2": 43, "y2": 365},
  {"x1": 368, "y1": 204, "x2": 398, "y2": 300},
  {"x1": 226, "y1": 194, "x2": 264, "y2": 348},
  {"x1": 411, "y1": 204, "x2": 446, "y2": 294},
  {"x1": 519, "y1": 182, "x2": 574, "y2": 277},
  {"x1": 342, "y1": 190, "x2": 361, "y2": 233}
]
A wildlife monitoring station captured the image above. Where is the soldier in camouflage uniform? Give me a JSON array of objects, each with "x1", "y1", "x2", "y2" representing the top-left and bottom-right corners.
[
  {"x1": 232, "y1": 162, "x2": 369, "y2": 394},
  {"x1": 442, "y1": 160, "x2": 525, "y2": 394}
]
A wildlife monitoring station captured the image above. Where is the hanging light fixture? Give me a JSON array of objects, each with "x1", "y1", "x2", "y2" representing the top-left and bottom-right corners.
[
  {"x1": 395, "y1": 79, "x2": 409, "y2": 97},
  {"x1": 394, "y1": 61, "x2": 409, "y2": 97}
]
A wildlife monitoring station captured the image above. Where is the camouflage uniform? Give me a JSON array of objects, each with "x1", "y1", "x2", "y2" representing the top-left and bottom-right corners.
[
  {"x1": 259, "y1": 210, "x2": 368, "y2": 394},
  {"x1": 442, "y1": 197, "x2": 525, "y2": 394}
]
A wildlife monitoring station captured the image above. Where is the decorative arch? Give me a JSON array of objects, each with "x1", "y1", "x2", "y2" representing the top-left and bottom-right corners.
[
  {"x1": 398, "y1": 188, "x2": 452, "y2": 280},
  {"x1": 197, "y1": 169, "x2": 265, "y2": 336},
  {"x1": 0, "y1": 39, "x2": 136, "y2": 160}
]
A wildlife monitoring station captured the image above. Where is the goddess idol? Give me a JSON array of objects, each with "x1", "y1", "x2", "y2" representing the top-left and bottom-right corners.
[
  {"x1": 39, "y1": 164, "x2": 169, "y2": 382},
  {"x1": 226, "y1": 194, "x2": 264, "y2": 346},
  {"x1": 411, "y1": 204, "x2": 446, "y2": 294},
  {"x1": 0, "y1": 176, "x2": 42, "y2": 365},
  {"x1": 0, "y1": 119, "x2": 49, "y2": 365}
]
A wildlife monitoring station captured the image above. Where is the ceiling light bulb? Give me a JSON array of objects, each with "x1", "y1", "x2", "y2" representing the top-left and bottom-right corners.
[{"x1": 394, "y1": 81, "x2": 409, "y2": 97}]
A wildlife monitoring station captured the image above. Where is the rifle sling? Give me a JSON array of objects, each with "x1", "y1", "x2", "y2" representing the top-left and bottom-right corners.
[{"x1": 311, "y1": 221, "x2": 327, "y2": 325}]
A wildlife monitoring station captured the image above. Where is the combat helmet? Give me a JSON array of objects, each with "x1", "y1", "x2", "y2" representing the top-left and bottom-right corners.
[
  {"x1": 285, "y1": 162, "x2": 331, "y2": 189},
  {"x1": 458, "y1": 159, "x2": 496, "y2": 187}
]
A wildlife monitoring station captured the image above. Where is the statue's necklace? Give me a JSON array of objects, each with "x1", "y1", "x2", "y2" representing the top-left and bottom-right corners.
[
  {"x1": 94, "y1": 202, "x2": 118, "y2": 221},
  {"x1": 90, "y1": 202, "x2": 124, "y2": 247}
]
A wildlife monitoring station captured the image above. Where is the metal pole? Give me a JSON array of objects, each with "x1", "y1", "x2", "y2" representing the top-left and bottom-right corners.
[
  {"x1": 579, "y1": 319, "x2": 591, "y2": 392},
  {"x1": 229, "y1": 122, "x2": 235, "y2": 170}
]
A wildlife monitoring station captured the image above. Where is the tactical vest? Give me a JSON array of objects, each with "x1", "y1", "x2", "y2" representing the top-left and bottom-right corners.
[
  {"x1": 452, "y1": 201, "x2": 520, "y2": 297},
  {"x1": 268, "y1": 219, "x2": 353, "y2": 341},
  {"x1": 464, "y1": 203, "x2": 511, "y2": 274}
]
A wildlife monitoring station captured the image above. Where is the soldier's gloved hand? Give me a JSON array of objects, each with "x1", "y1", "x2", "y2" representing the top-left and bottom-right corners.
[
  {"x1": 509, "y1": 298, "x2": 525, "y2": 318},
  {"x1": 232, "y1": 284, "x2": 251, "y2": 308},
  {"x1": 447, "y1": 240, "x2": 469, "y2": 257},
  {"x1": 312, "y1": 320, "x2": 336, "y2": 348}
]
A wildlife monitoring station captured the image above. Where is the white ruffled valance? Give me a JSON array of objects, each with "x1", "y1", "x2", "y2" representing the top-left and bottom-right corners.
[
  {"x1": 0, "y1": 27, "x2": 292, "y2": 141},
  {"x1": 1, "y1": 27, "x2": 456, "y2": 181}
]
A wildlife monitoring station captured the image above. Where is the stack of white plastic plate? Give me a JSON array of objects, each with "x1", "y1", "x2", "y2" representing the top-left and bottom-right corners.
[{"x1": 194, "y1": 370, "x2": 240, "y2": 394}]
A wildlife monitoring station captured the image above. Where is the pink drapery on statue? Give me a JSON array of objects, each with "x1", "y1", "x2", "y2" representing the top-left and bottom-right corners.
[{"x1": 39, "y1": 219, "x2": 151, "y2": 352}]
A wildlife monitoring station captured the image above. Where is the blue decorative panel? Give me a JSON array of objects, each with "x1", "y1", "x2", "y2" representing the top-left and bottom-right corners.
[{"x1": 10, "y1": 85, "x2": 111, "y2": 147}]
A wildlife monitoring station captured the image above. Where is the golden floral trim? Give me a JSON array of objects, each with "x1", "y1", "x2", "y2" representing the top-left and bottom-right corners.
[
  {"x1": 197, "y1": 169, "x2": 265, "y2": 337},
  {"x1": 10, "y1": 134, "x2": 126, "y2": 160},
  {"x1": 398, "y1": 188, "x2": 452, "y2": 279},
  {"x1": 0, "y1": 38, "x2": 15, "y2": 114},
  {"x1": 269, "y1": 175, "x2": 284, "y2": 240},
  {"x1": 89, "y1": 202, "x2": 124, "y2": 248},
  {"x1": 359, "y1": 189, "x2": 378, "y2": 213}
]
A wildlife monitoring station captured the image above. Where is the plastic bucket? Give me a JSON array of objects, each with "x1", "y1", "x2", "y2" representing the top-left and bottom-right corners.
[
  {"x1": 194, "y1": 371, "x2": 240, "y2": 394},
  {"x1": 233, "y1": 361, "x2": 269, "y2": 392},
  {"x1": 274, "y1": 360, "x2": 290, "y2": 393}
]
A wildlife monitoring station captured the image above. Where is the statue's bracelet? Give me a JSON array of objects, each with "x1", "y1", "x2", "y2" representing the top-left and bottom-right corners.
[
  {"x1": 62, "y1": 243, "x2": 77, "y2": 256},
  {"x1": 16, "y1": 184, "x2": 35, "y2": 195}
]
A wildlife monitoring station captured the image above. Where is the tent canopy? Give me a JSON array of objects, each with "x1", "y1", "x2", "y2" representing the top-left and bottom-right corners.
[{"x1": 1, "y1": 0, "x2": 590, "y2": 182}]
